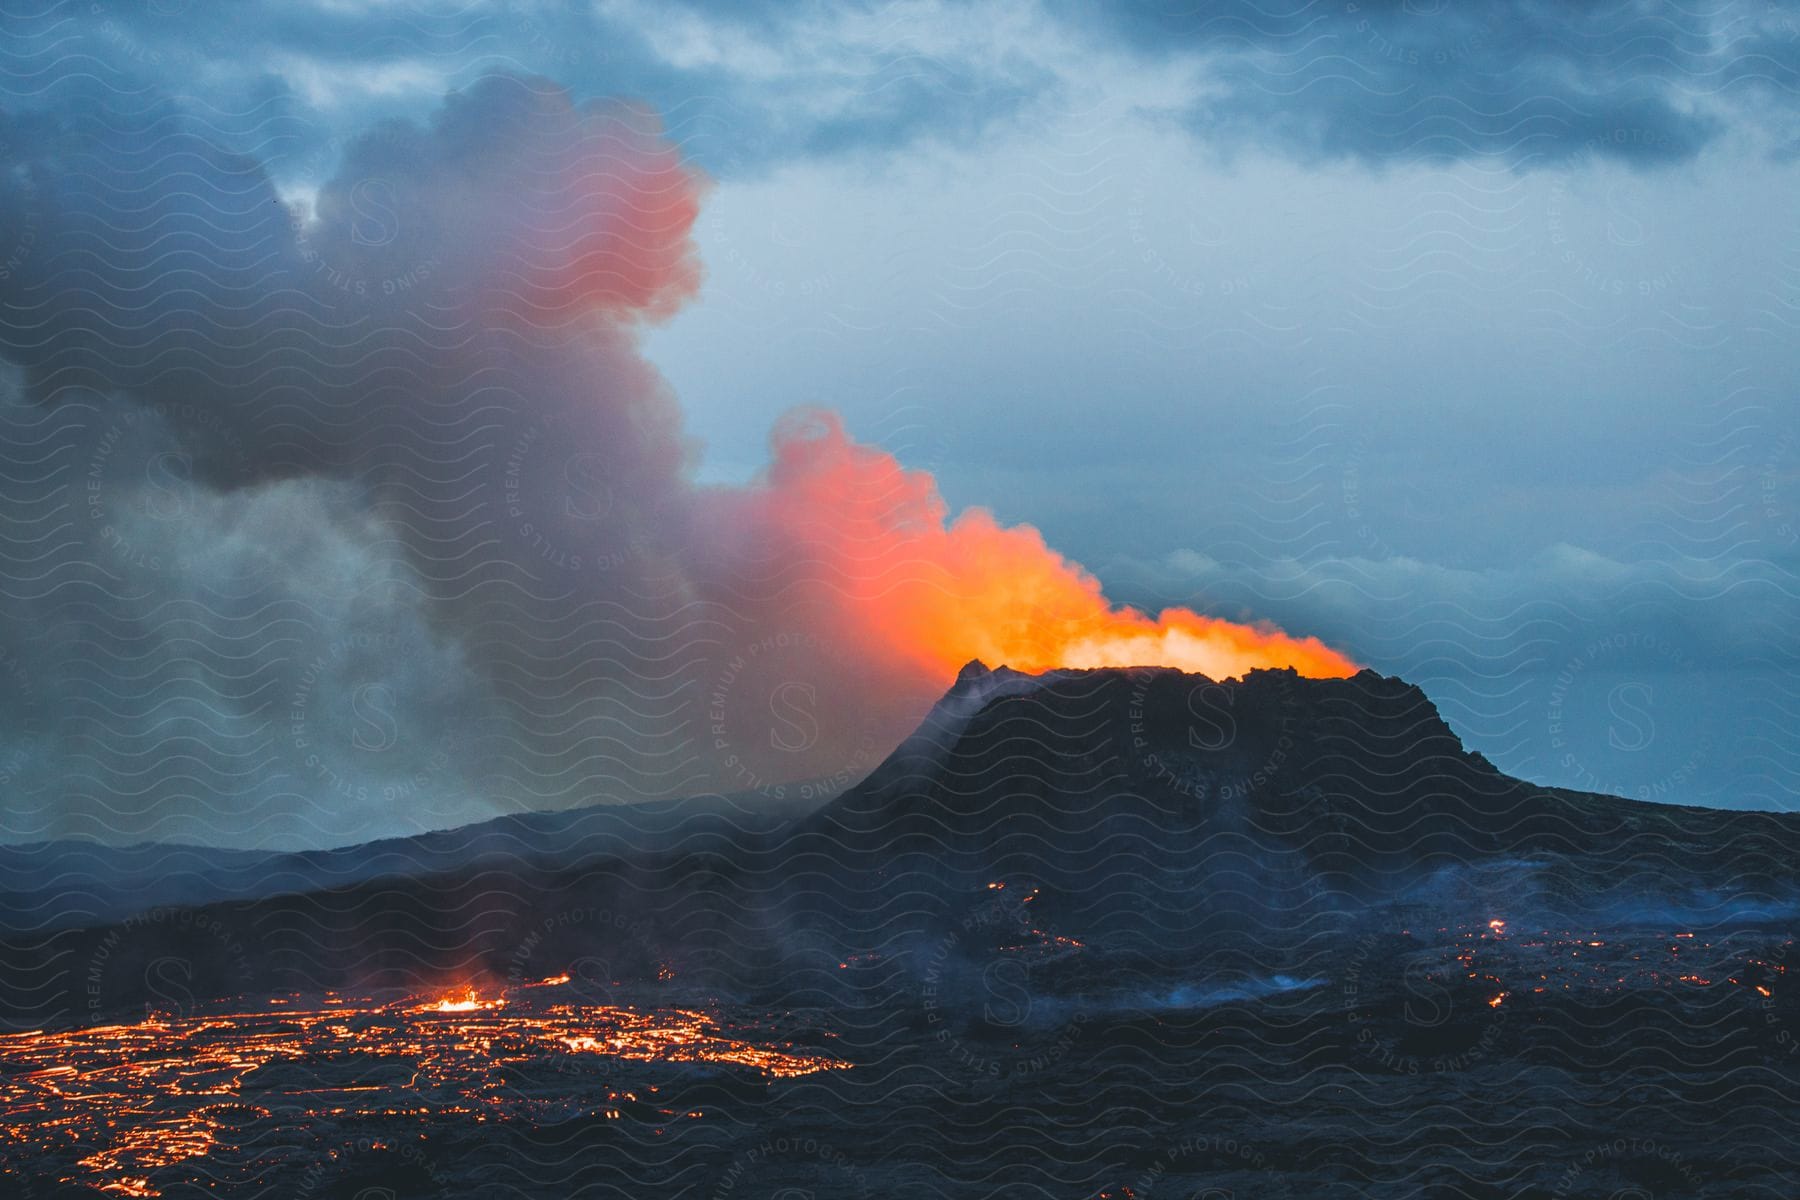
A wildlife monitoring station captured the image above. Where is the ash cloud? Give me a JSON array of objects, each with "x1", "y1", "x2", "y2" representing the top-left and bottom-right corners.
[
  {"x1": 0, "y1": 66, "x2": 1374, "y2": 848},
  {"x1": 0, "y1": 75, "x2": 940, "y2": 847}
]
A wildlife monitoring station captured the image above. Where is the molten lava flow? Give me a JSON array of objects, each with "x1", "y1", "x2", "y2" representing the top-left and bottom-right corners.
[
  {"x1": 723, "y1": 412, "x2": 1359, "y2": 681},
  {"x1": 424, "y1": 986, "x2": 501, "y2": 1013},
  {"x1": 0, "y1": 982, "x2": 845, "y2": 1196}
]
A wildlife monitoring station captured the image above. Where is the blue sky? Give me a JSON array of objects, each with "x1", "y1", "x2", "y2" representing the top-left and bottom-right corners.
[{"x1": 1, "y1": 0, "x2": 1797, "y2": 845}]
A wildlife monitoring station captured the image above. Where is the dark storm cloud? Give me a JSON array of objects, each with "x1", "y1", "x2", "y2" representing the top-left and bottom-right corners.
[
  {"x1": 1060, "y1": 0, "x2": 1748, "y2": 165},
  {"x1": 22, "y1": 0, "x2": 1800, "y2": 174},
  {"x1": 26, "y1": 0, "x2": 1045, "y2": 182}
]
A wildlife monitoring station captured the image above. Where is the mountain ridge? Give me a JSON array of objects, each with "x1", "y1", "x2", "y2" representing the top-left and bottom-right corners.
[{"x1": 2, "y1": 661, "x2": 1796, "y2": 1027}]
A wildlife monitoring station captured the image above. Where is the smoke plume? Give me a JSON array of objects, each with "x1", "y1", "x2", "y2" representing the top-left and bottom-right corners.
[{"x1": 0, "y1": 74, "x2": 1354, "y2": 848}]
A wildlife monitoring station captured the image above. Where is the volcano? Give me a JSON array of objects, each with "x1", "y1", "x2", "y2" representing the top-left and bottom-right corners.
[{"x1": 4, "y1": 664, "x2": 1797, "y2": 1196}]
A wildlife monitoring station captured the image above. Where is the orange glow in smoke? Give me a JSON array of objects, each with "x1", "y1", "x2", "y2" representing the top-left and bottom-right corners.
[{"x1": 739, "y1": 412, "x2": 1360, "y2": 681}]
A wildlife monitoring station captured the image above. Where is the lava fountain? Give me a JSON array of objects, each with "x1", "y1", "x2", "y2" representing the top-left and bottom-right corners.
[{"x1": 710, "y1": 410, "x2": 1360, "y2": 682}]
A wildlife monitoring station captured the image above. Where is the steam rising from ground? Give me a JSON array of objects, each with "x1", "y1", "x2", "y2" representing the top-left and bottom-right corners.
[{"x1": 0, "y1": 74, "x2": 1352, "y2": 847}]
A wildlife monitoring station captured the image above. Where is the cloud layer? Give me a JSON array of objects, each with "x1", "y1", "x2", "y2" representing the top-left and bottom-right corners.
[{"x1": 18, "y1": 0, "x2": 1800, "y2": 179}]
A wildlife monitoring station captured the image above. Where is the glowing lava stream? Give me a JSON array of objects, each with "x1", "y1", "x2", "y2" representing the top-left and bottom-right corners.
[
  {"x1": 0, "y1": 981, "x2": 845, "y2": 1197},
  {"x1": 736, "y1": 412, "x2": 1360, "y2": 681},
  {"x1": 425, "y1": 985, "x2": 502, "y2": 1013}
]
